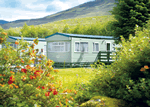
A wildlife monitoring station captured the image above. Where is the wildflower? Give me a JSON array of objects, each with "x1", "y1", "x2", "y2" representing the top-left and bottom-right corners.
[
  {"x1": 1, "y1": 32, "x2": 7, "y2": 35},
  {"x1": 46, "y1": 59, "x2": 53, "y2": 66},
  {"x1": 42, "y1": 86, "x2": 45, "y2": 89},
  {"x1": 21, "y1": 75, "x2": 26, "y2": 81},
  {"x1": 0, "y1": 74, "x2": 2, "y2": 76},
  {"x1": 66, "y1": 99, "x2": 69, "y2": 104},
  {"x1": 37, "y1": 86, "x2": 40, "y2": 89},
  {"x1": 49, "y1": 88, "x2": 53, "y2": 92},
  {"x1": 21, "y1": 59, "x2": 24, "y2": 63},
  {"x1": 53, "y1": 89, "x2": 58, "y2": 95},
  {"x1": 16, "y1": 66, "x2": 21, "y2": 68},
  {"x1": 10, "y1": 71, "x2": 14, "y2": 74},
  {"x1": 140, "y1": 67, "x2": 145, "y2": 72},
  {"x1": 0, "y1": 38, "x2": 3, "y2": 44},
  {"x1": 8, "y1": 80, "x2": 14, "y2": 84},
  {"x1": 10, "y1": 75, "x2": 15, "y2": 81},
  {"x1": 70, "y1": 96, "x2": 74, "y2": 101},
  {"x1": 0, "y1": 84, "x2": 4, "y2": 87},
  {"x1": 59, "y1": 101, "x2": 63, "y2": 106},
  {"x1": 33, "y1": 38, "x2": 38, "y2": 45},
  {"x1": 15, "y1": 41, "x2": 19, "y2": 45},
  {"x1": 36, "y1": 94, "x2": 38, "y2": 97},
  {"x1": 45, "y1": 92, "x2": 50, "y2": 96},
  {"x1": 46, "y1": 73, "x2": 51, "y2": 77},
  {"x1": 26, "y1": 65, "x2": 31, "y2": 69},
  {"x1": 74, "y1": 90, "x2": 77, "y2": 94},
  {"x1": 144, "y1": 65, "x2": 149, "y2": 69},
  {"x1": 29, "y1": 75, "x2": 36, "y2": 79},
  {"x1": 9, "y1": 85, "x2": 13, "y2": 89},
  {"x1": 21, "y1": 50, "x2": 25, "y2": 52},
  {"x1": 21, "y1": 68, "x2": 27, "y2": 73},
  {"x1": 15, "y1": 85, "x2": 19, "y2": 88},
  {"x1": 34, "y1": 70, "x2": 41, "y2": 77},
  {"x1": 54, "y1": 70, "x2": 59, "y2": 73}
]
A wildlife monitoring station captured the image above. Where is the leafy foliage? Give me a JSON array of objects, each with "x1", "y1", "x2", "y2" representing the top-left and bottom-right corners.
[
  {"x1": 3, "y1": 16, "x2": 115, "y2": 38},
  {"x1": 0, "y1": 34, "x2": 78, "y2": 107},
  {"x1": 88, "y1": 22, "x2": 150, "y2": 107},
  {"x1": 111, "y1": 0, "x2": 150, "y2": 44}
]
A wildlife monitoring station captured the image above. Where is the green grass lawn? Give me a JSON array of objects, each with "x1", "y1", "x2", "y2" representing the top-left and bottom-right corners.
[{"x1": 51, "y1": 68, "x2": 96, "y2": 90}]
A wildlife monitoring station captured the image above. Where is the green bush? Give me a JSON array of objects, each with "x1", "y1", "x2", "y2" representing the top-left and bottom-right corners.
[{"x1": 88, "y1": 24, "x2": 150, "y2": 106}]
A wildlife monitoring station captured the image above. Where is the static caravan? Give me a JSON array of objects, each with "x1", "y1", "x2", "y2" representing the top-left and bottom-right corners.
[
  {"x1": 4, "y1": 36, "x2": 47, "y2": 55},
  {"x1": 45, "y1": 32, "x2": 119, "y2": 64}
]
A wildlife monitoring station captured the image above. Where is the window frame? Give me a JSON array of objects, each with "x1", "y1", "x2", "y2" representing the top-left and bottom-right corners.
[
  {"x1": 106, "y1": 42, "x2": 111, "y2": 52},
  {"x1": 93, "y1": 42, "x2": 99, "y2": 52},
  {"x1": 48, "y1": 41, "x2": 70, "y2": 52},
  {"x1": 74, "y1": 41, "x2": 88, "y2": 52},
  {"x1": 112, "y1": 42, "x2": 116, "y2": 51},
  {"x1": 74, "y1": 41, "x2": 80, "y2": 52}
]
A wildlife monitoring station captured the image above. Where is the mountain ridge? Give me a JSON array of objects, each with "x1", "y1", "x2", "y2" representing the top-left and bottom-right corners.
[{"x1": 0, "y1": 0, "x2": 116, "y2": 29}]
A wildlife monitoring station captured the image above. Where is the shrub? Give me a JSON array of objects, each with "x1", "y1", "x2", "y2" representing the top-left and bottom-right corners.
[
  {"x1": 88, "y1": 23, "x2": 150, "y2": 106},
  {"x1": 0, "y1": 34, "x2": 77, "y2": 107}
]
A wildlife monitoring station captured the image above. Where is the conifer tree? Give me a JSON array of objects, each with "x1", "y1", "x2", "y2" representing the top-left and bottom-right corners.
[{"x1": 111, "y1": 0, "x2": 150, "y2": 44}]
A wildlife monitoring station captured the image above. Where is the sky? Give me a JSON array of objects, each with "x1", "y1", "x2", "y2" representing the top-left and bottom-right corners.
[{"x1": 0, "y1": 0, "x2": 95, "y2": 22}]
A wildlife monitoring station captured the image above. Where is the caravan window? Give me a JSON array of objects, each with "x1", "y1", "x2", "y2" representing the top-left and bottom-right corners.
[
  {"x1": 48, "y1": 42, "x2": 70, "y2": 52},
  {"x1": 106, "y1": 43, "x2": 110, "y2": 51},
  {"x1": 75, "y1": 42, "x2": 88, "y2": 52},
  {"x1": 93, "y1": 42, "x2": 99, "y2": 52}
]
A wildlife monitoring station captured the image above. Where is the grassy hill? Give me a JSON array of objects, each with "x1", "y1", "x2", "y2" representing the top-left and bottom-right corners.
[
  {"x1": 1, "y1": 0, "x2": 116, "y2": 29},
  {"x1": 4, "y1": 15, "x2": 115, "y2": 38}
]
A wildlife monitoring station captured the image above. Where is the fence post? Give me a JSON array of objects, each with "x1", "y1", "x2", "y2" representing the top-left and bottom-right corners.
[
  {"x1": 99, "y1": 51, "x2": 101, "y2": 62},
  {"x1": 107, "y1": 51, "x2": 110, "y2": 65}
]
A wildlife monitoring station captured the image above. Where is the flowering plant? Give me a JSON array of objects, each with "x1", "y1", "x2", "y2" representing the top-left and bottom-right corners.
[{"x1": 0, "y1": 33, "x2": 77, "y2": 107}]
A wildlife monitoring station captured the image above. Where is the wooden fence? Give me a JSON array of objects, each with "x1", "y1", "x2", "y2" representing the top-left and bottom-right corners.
[
  {"x1": 96, "y1": 51, "x2": 119, "y2": 65},
  {"x1": 52, "y1": 51, "x2": 119, "y2": 68}
]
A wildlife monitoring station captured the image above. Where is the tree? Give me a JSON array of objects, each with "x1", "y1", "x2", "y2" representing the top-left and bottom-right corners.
[{"x1": 111, "y1": 0, "x2": 150, "y2": 44}]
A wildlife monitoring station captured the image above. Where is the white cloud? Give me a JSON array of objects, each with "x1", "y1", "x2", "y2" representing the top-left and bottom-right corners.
[
  {"x1": 0, "y1": 7, "x2": 53, "y2": 21},
  {"x1": 51, "y1": 0, "x2": 71, "y2": 11},
  {"x1": 25, "y1": 4, "x2": 47, "y2": 11},
  {"x1": 0, "y1": 0, "x2": 95, "y2": 21}
]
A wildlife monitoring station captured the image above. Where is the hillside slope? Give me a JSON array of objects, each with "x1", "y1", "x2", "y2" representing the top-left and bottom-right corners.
[{"x1": 1, "y1": 0, "x2": 116, "y2": 29}]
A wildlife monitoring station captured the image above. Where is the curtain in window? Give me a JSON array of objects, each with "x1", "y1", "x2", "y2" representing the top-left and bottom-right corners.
[
  {"x1": 75, "y1": 42, "x2": 79, "y2": 51},
  {"x1": 93, "y1": 43, "x2": 99, "y2": 51},
  {"x1": 80, "y1": 42, "x2": 88, "y2": 52},
  {"x1": 95, "y1": 43, "x2": 99, "y2": 51}
]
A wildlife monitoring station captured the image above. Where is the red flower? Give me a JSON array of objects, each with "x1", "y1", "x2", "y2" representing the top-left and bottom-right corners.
[
  {"x1": 15, "y1": 41, "x2": 19, "y2": 45},
  {"x1": 49, "y1": 88, "x2": 53, "y2": 92},
  {"x1": 37, "y1": 86, "x2": 40, "y2": 89},
  {"x1": 26, "y1": 65, "x2": 31, "y2": 69},
  {"x1": 42, "y1": 86, "x2": 45, "y2": 89},
  {"x1": 29, "y1": 75, "x2": 36, "y2": 79},
  {"x1": 34, "y1": 70, "x2": 41, "y2": 76},
  {"x1": 53, "y1": 89, "x2": 58, "y2": 95},
  {"x1": 8, "y1": 75, "x2": 15, "y2": 84},
  {"x1": 8, "y1": 80, "x2": 13, "y2": 84},
  {"x1": 9, "y1": 75, "x2": 15, "y2": 81},
  {"x1": 21, "y1": 69, "x2": 27, "y2": 73},
  {"x1": 45, "y1": 92, "x2": 50, "y2": 96}
]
